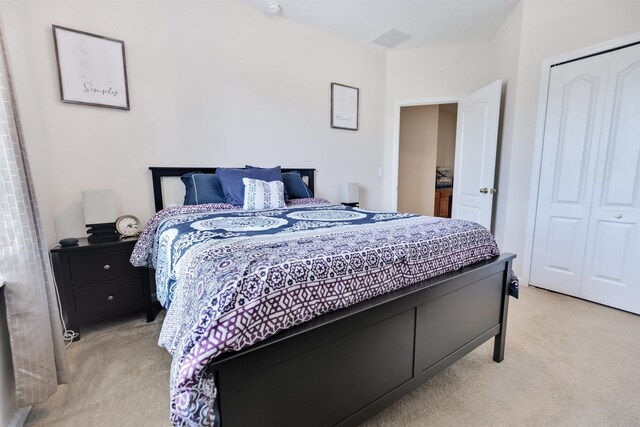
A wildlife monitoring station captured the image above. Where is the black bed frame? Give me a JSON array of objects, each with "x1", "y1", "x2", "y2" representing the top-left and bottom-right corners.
[
  {"x1": 149, "y1": 166, "x2": 315, "y2": 212},
  {"x1": 148, "y1": 167, "x2": 515, "y2": 427}
]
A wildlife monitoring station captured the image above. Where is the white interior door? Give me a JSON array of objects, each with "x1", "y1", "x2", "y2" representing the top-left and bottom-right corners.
[
  {"x1": 451, "y1": 80, "x2": 502, "y2": 229},
  {"x1": 530, "y1": 55, "x2": 610, "y2": 296},
  {"x1": 580, "y1": 44, "x2": 640, "y2": 314}
]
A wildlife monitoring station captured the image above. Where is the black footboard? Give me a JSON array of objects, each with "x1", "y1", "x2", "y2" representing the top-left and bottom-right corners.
[{"x1": 210, "y1": 254, "x2": 515, "y2": 427}]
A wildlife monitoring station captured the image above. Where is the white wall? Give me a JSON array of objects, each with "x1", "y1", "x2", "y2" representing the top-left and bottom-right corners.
[
  {"x1": 488, "y1": 2, "x2": 523, "y2": 250},
  {"x1": 1, "y1": 0, "x2": 55, "y2": 247},
  {"x1": 3, "y1": 0, "x2": 386, "y2": 245},
  {"x1": 498, "y1": 0, "x2": 640, "y2": 275},
  {"x1": 397, "y1": 105, "x2": 439, "y2": 216},
  {"x1": 383, "y1": 41, "x2": 491, "y2": 210}
]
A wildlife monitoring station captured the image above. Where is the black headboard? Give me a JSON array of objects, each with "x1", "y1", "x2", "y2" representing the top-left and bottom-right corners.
[{"x1": 149, "y1": 167, "x2": 316, "y2": 212}]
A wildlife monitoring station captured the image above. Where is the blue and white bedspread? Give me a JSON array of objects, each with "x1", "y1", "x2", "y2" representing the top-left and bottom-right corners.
[{"x1": 131, "y1": 202, "x2": 518, "y2": 426}]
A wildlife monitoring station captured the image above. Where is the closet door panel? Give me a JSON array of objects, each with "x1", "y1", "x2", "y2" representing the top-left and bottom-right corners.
[
  {"x1": 530, "y1": 55, "x2": 609, "y2": 296},
  {"x1": 581, "y1": 44, "x2": 640, "y2": 314},
  {"x1": 600, "y1": 61, "x2": 640, "y2": 207}
]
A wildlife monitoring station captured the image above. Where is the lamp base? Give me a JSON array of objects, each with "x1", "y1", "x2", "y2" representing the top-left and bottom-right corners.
[{"x1": 86, "y1": 223, "x2": 119, "y2": 243}]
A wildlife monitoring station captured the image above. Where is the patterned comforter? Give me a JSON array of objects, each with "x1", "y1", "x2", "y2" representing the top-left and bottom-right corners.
[{"x1": 131, "y1": 200, "x2": 516, "y2": 426}]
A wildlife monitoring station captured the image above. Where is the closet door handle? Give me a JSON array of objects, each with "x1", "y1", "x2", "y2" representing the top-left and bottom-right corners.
[
  {"x1": 614, "y1": 214, "x2": 622, "y2": 219},
  {"x1": 479, "y1": 187, "x2": 489, "y2": 194}
]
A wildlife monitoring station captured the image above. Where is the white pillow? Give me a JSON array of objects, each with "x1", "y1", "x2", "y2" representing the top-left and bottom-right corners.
[{"x1": 242, "y1": 178, "x2": 286, "y2": 210}]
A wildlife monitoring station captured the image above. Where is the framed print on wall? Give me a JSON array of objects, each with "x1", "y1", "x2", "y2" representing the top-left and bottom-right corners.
[
  {"x1": 52, "y1": 25, "x2": 130, "y2": 110},
  {"x1": 331, "y1": 83, "x2": 359, "y2": 130}
]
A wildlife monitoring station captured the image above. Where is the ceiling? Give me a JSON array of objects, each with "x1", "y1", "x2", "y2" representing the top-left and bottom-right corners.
[{"x1": 240, "y1": 0, "x2": 520, "y2": 49}]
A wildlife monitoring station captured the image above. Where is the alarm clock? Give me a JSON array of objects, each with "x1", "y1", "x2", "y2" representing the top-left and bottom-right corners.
[{"x1": 115, "y1": 215, "x2": 141, "y2": 238}]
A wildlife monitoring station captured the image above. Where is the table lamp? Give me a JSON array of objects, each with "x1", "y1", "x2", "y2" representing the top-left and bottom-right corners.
[
  {"x1": 82, "y1": 190, "x2": 119, "y2": 243},
  {"x1": 340, "y1": 183, "x2": 359, "y2": 207}
]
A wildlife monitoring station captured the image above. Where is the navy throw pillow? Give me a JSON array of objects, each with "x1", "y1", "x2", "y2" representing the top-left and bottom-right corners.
[
  {"x1": 181, "y1": 172, "x2": 226, "y2": 205},
  {"x1": 216, "y1": 168, "x2": 251, "y2": 206},
  {"x1": 282, "y1": 171, "x2": 313, "y2": 199}
]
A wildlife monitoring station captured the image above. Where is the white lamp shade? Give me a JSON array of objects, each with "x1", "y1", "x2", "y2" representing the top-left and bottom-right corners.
[
  {"x1": 82, "y1": 190, "x2": 117, "y2": 225},
  {"x1": 340, "y1": 183, "x2": 359, "y2": 203}
]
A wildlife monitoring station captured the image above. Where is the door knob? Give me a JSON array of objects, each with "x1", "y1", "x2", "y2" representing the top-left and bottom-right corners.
[
  {"x1": 614, "y1": 214, "x2": 623, "y2": 219},
  {"x1": 490, "y1": 188, "x2": 497, "y2": 194},
  {"x1": 479, "y1": 187, "x2": 489, "y2": 194}
]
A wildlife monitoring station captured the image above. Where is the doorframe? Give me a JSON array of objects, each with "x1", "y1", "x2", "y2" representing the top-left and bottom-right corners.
[
  {"x1": 391, "y1": 96, "x2": 460, "y2": 212},
  {"x1": 522, "y1": 31, "x2": 640, "y2": 286}
]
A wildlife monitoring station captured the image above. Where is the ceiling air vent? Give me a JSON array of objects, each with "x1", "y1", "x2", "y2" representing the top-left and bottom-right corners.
[{"x1": 372, "y1": 28, "x2": 412, "y2": 48}]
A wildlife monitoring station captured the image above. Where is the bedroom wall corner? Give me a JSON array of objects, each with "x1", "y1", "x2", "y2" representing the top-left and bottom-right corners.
[
  {"x1": 10, "y1": 0, "x2": 387, "y2": 245},
  {"x1": 487, "y1": 1, "x2": 523, "y2": 252}
]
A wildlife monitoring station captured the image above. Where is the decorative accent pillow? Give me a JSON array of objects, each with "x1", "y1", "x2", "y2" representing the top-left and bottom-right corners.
[
  {"x1": 282, "y1": 171, "x2": 313, "y2": 199},
  {"x1": 181, "y1": 172, "x2": 226, "y2": 205},
  {"x1": 218, "y1": 167, "x2": 285, "y2": 206},
  {"x1": 242, "y1": 178, "x2": 285, "y2": 210},
  {"x1": 245, "y1": 165, "x2": 289, "y2": 200}
]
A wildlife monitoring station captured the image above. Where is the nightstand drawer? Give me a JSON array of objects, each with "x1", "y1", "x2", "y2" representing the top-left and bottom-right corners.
[
  {"x1": 68, "y1": 250, "x2": 140, "y2": 286},
  {"x1": 74, "y1": 279, "x2": 144, "y2": 318}
]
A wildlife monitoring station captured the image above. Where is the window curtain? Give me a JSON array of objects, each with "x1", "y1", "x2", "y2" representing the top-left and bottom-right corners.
[{"x1": 0, "y1": 24, "x2": 70, "y2": 405}]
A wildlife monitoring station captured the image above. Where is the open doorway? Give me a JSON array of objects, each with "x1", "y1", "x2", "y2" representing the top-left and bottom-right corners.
[
  {"x1": 393, "y1": 81, "x2": 501, "y2": 229},
  {"x1": 397, "y1": 103, "x2": 457, "y2": 218}
]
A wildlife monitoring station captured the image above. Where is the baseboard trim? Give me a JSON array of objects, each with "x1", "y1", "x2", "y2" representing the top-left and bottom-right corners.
[{"x1": 9, "y1": 406, "x2": 31, "y2": 427}]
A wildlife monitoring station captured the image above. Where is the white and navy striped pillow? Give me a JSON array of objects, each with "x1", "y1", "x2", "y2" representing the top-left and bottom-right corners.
[{"x1": 242, "y1": 178, "x2": 286, "y2": 210}]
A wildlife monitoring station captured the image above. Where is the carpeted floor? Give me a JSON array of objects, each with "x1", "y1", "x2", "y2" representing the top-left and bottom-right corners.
[{"x1": 25, "y1": 286, "x2": 640, "y2": 427}]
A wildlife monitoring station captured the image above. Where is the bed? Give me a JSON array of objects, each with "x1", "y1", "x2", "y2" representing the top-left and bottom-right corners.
[{"x1": 134, "y1": 166, "x2": 517, "y2": 427}]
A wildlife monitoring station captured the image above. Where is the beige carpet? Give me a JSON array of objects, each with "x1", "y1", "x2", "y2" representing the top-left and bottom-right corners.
[{"x1": 26, "y1": 287, "x2": 640, "y2": 427}]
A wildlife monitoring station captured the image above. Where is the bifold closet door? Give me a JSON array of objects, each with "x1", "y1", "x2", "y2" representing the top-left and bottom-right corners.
[
  {"x1": 529, "y1": 54, "x2": 609, "y2": 297},
  {"x1": 580, "y1": 44, "x2": 640, "y2": 314},
  {"x1": 532, "y1": 43, "x2": 640, "y2": 314}
]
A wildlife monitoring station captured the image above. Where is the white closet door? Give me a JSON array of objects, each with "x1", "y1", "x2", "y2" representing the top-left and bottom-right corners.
[
  {"x1": 580, "y1": 44, "x2": 640, "y2": 314},
  {"x1": 530, "y1": 55, "x2": 610, "y2": 296}
]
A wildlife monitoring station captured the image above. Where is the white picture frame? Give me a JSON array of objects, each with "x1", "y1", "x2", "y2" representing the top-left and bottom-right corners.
[
  {"x1": 331, "y1": 83, "x2": 359, "y2": 131},
  {"x1": 52, "y1": 25, "x2": 130, "y2": 110}
]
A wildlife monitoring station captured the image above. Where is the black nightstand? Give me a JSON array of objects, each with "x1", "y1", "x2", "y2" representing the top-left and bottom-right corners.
[{"x1": 51, "y1": 237, "x2": 155, "y2": 340}]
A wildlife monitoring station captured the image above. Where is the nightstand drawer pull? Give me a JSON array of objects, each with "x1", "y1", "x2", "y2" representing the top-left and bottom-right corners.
[
  {"x1": 103, "y1": 264, "x2": 111, "y2": 270},
  {"x1": 107, "y1": 295, "x2": 114, "y2": 301}
]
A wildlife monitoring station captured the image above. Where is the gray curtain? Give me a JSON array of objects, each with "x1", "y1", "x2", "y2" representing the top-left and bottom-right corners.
[{"x1": 0, "y1": 24, "x2": 70, "y2": 406}]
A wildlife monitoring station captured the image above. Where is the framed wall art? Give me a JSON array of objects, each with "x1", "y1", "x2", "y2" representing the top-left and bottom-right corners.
[
  {"x1": 331, "y1": 83, "x2": 359, "y2": 130},
  {"x1": 52, "y1": 25, "x2": 130, "y2": 110}
]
